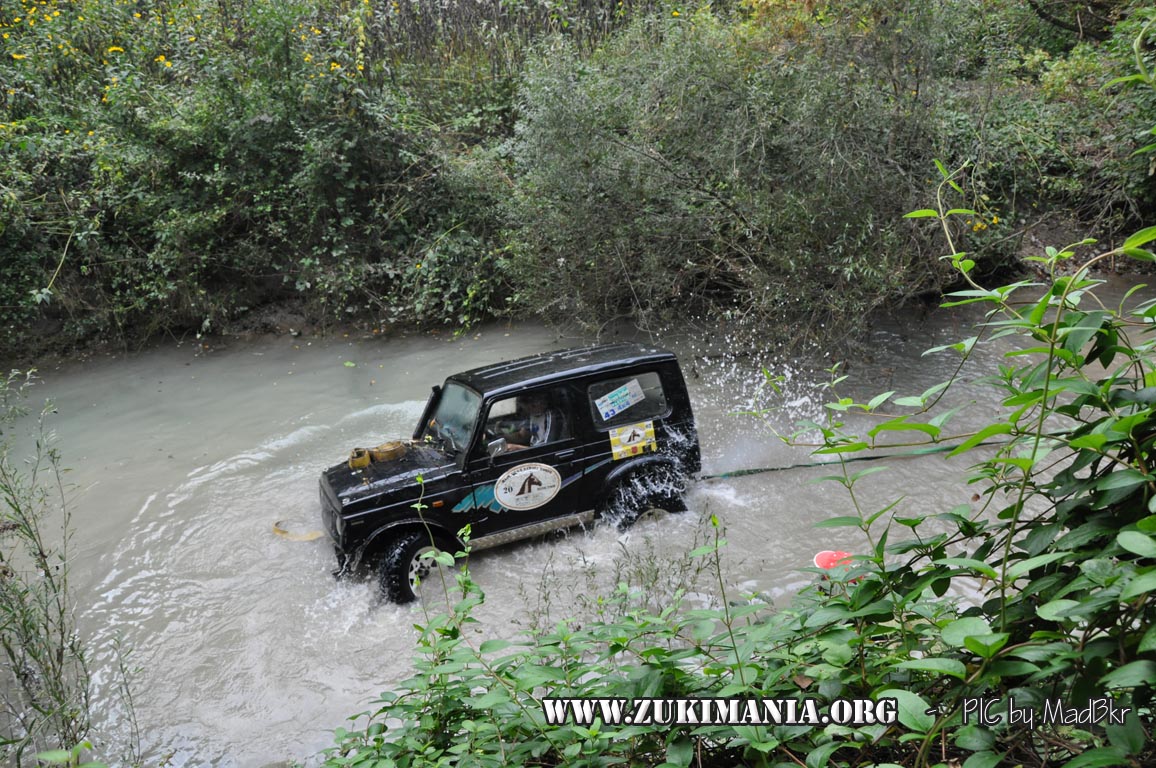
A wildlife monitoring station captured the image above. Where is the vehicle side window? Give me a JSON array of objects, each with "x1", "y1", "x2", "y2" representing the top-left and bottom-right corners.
[
  {"x1": 587, "y1": 371, "x2": 668, "y2": 430},
  {"x1": 478, "y1": 387, "x2": 572, "y2": 455}
]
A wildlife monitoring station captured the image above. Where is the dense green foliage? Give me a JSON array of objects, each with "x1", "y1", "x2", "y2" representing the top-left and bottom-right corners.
[
  {"x1": 323, "y1": 188, "x2": 1156, "y2": 768},
  {"x1": 1, "y1": 0, "x2": 1153, "y2": 355},
  {"x1": 508, "y1": 16, "x2": 947, "y2": 337},
  {"x1": 1, "y1": 0, "x2": 514, "y2": 348}
]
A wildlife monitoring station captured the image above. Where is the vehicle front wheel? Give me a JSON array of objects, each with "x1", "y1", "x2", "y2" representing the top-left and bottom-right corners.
[{"x1": 379, "y1": 533, "x2": 450, "y2": 604}]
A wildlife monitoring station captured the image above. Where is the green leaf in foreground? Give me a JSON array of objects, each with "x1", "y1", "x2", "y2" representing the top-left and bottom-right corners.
[
  {"x1": 894, "y1": 657, "x2": 967, "y2": 679},
  {"x1": 1101, "y1": 661, "x2": 1156, "y2": 689},
  {"x1": 877, "y1": 689, "x2": 934, "y2": 733},
  {"x1": 941, "y1": 616, "x2": 991, "y2": 647},
  {"x1": 1117, "y1": 531, "x2": 1156, "y2": 558}
]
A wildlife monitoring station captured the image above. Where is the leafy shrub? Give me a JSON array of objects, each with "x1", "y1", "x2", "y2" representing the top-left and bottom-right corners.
[
  {"x1": 0, "y1": 372, "x2": 92, "y2": 766},
  {"x1": 935, "y1": 10, "x2": 1156, "y2": 260},
  {"x1": 506, "y1": 13, "x2": 952, "y2": 345},
  {"x1": 0, "y1": 0, "x2": 514, "y2": 352},
  {"x1": 3, "y1": 0, "x2": 1154, "y2": 358}
]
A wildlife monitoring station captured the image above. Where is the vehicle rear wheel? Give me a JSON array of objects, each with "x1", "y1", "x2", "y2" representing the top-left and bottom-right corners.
[
  {"x1": 603, "y1": 466, "x2": 689, "y2": 529},
  {"x1": 379, "y1": 533, "x2": 449, "y2": 603}
]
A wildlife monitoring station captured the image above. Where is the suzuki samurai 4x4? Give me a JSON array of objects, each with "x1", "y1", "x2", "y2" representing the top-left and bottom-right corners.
[{"x1": 318, "y1": 343, "x2": 701, "y2": 602}]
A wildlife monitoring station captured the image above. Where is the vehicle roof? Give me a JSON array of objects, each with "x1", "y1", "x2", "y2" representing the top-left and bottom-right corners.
[{"x1": 448, "y1": 343, "x2": 679, "y2": 398}]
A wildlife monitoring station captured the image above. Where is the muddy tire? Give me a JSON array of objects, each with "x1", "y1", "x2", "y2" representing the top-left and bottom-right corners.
[
  {"x1": 379, "y1": 533, "x2": 445, "y2": 604},
  {"x1": 603, "y1": 465, "x2": 688, "y2": 529}
]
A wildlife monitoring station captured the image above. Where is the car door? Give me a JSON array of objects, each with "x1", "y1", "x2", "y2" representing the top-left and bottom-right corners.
[{"x1": 459, "y1": 385, "x2": 590, "y2": 539}]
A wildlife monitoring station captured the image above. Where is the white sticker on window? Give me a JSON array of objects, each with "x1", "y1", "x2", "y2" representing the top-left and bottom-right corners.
[{"x1": 595, "y1": 378, "x2": 645, "y2": 421}]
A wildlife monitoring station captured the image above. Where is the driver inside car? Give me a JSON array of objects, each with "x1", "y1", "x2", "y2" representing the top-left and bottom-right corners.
[{"x1": 505, "y1": 392, "x2": 560, "y2": 451}]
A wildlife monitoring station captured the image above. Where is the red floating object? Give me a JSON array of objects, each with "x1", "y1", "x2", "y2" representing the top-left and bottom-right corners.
[{"x1": 813, "y1": 550, "x2": 854, "y2": 569}]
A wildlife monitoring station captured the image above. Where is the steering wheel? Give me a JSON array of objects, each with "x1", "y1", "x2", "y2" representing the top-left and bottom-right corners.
[{"x1": 443, "y1": 428, "x2": 459, "y2": 453}]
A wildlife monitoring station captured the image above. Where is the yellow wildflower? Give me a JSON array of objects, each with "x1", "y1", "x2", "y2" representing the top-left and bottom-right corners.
[
  {"x1": 154, "y1": 54, "x2": 165, "y2": 61},
  {"x1": 672, "y1": 9, "x2": 679, "y2": 15},
  {"x1": 133, "y1": 12, "x2": 140, "y2": 17},
  {"x1": 108, "y1": 45, "x2": 124, "y2": 52},
  {"x1": 10, "y1": 52, "x2": 26, "y2": 59},
  {"x1": 992, "y1": 215, "x2": 1000, "y2": 225},
  {"x1": 330, "y1": 61, "x2": 340, "y2": 70}
]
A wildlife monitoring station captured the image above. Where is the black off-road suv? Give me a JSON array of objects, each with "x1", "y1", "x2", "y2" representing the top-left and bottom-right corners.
[{"x1": 318, "y1": 343, "x2": 701, "y2": 602}]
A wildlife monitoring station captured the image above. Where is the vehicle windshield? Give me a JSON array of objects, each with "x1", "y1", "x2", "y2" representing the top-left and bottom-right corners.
[{"x1": 420, "y1": 382, "x2": 481, "y2": 457}]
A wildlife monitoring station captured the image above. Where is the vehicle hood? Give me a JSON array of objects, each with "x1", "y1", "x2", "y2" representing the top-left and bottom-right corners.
[{"x1": 322, "y1": 443, "x2": 458, "y2": 509}]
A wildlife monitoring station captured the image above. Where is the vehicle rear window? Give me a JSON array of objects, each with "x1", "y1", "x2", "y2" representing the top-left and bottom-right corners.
[{"x1": 588, "y1": 371, "x2": 668, "y2": 430}]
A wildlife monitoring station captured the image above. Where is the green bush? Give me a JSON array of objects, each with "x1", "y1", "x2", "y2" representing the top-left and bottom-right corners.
[
  {"x1": 3, "y1": 0, "x2": 1154, "y2": 356},
  {"x1": 0, "y1": 0, "x2": 514, "y2": 352},
  {"x1": 0, "y1": 372, "x2": 93, "y2": 766},
  {"x1": 934, "y1": 9, "x2": 1156, "y2": 264},
  {"x1": 505, "y1": 13, "x2": 952, "y2": 345}
]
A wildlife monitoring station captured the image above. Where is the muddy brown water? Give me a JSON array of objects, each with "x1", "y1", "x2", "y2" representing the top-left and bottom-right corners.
[{"x1": 11, "y1": 277, "x2": 1152, "y2": 766}]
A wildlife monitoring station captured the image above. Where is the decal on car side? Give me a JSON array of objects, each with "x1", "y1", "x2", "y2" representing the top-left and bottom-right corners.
[
  {"x1": 453, "y1": 462, "x2": 591, "y2": 514},
  {"x1": 609, "y1": 420, "x2": 657, "y2": 460},
  {"x1": 493, "y1": 463, "x2": 562, "y2": 511}
]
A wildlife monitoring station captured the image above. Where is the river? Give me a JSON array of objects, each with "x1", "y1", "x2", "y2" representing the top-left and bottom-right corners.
[{"x1": 9, "y1": 275, "x2": 1151, "y2": 766}]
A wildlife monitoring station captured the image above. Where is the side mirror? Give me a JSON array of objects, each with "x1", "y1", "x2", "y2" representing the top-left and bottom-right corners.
[{"x1": 487, "y1": 437, "x2": 507, "y2": 458}]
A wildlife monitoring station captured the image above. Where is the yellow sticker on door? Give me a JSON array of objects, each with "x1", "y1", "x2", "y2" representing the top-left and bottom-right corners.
[{"x1": 610, "y1": 421, "x2": 657, "y2": 460}]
